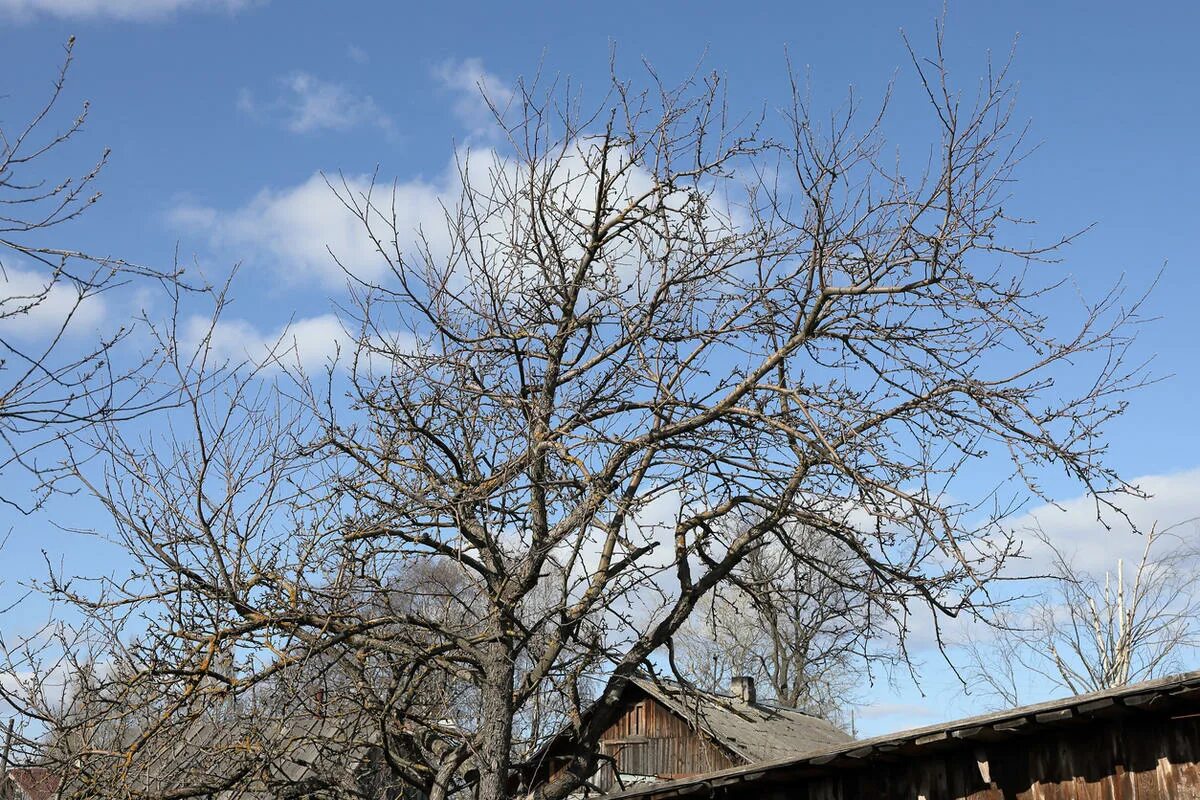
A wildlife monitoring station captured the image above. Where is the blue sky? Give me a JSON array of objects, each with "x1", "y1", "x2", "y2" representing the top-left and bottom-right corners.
[{"x1": 1, "y1": 0, "x2": 1199, "y2": 737}]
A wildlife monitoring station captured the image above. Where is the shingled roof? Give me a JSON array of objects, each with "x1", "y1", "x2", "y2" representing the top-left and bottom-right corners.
[{"x1": 628, "y1": 677, "x2": 851, "y2": 762}]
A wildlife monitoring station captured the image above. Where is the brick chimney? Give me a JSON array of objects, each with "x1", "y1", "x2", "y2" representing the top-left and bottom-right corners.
[{"x1": 730, "y1": 675, "x2": 756, "y2": 704}]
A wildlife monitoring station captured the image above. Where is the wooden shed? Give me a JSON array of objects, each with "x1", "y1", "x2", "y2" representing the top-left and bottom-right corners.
[
  {"x1": 526, "y1": 677, "x2": 851, "y2": 794},
  {"x1": 600, "y1": 671, "x2": 1200, "y2": 800}
]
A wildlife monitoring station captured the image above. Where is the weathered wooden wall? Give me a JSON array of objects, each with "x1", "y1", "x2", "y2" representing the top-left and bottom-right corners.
[
  {"x1": 745, "y1": 712, "x2": 1200, "y2": 800},
  {"x1": 593, "y1": 694, "x2": 739, "y2": 790},
  {"x1": 541, "y1": 690, "x2": 740, "y2": 793}
]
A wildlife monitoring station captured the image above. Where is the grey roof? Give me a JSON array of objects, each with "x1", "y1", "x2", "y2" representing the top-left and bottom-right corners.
[
  {"x1": 605, "y1": 669, "x2": 1200, "y2": 800},
  {"x1": 630, "y1": 678, "x2": 852, "y2": 762}
]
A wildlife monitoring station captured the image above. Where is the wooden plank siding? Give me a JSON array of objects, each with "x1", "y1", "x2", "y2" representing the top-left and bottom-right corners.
[
  {"x1": 746, "y1": 711, "x2": 1200, "y2": 800},
  {"x1": 545, "y1": 690, "x2": 740, "y2": 794},
  {"x1": 594, "y1": 697, "x2": 738, "y2": 790}
]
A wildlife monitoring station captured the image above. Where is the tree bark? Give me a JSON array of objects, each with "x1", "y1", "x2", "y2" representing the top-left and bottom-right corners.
[{"x1": 477, "y1": 637, "x2": 516, "y2": 800}]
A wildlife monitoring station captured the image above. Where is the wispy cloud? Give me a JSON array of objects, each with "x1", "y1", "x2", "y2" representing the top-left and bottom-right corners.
[
  {"x1": 855, "y1": 701, "x2": 941, "y2": 722},
  {"x1": 239, "y1": 72, "x2": 392, "y2": 135},
  {"x1": 433, "y1": 57, "x2": 514, "y2": 137},
  {"x1": 347, "y1": 44, "x2": 369, "y2": 65},
  {"x1": 0, "y1": 0, "x2": 258, "y2": 22}
]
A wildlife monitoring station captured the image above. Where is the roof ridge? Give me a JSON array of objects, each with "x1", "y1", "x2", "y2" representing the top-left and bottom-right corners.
[{"x1": 630, "y1": 676, "x2": 834, "y2": 722}]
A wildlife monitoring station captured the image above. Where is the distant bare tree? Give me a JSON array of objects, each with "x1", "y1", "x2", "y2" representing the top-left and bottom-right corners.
[
  {"x1": 675, "y1": 528, "x2": 892, "y2": 725},
  {"x1": 22, "y1": 26, "x2": 1151, "y2": 800},
  {"x1": 960, "y1": 519, "x2": 1200, "y2": 707}
]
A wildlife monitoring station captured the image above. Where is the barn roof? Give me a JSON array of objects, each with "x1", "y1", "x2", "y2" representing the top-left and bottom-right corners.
[
  {"x1": 603, "y1": 669, "x2": 1200, "y2": 800},
  {"x1": 628, "y1": 678, "x2": 852, "y2": 762}
]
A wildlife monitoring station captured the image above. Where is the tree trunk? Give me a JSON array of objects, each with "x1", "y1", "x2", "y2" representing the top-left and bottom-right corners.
[{"x1": 477, "y1": 638, "x2": 516, "y2": 800}]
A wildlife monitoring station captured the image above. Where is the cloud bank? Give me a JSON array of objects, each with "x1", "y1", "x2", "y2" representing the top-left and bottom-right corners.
[{"x1": 1009, "y1": 468, "x2": 1200, "y2": 576}]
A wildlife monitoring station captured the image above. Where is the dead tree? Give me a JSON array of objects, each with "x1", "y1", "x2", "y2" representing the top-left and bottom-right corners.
[
  {"x1": 35, "y1": 27, "x2": 1150, "y2": 800},
  {"x1": 960, "y1": 519, "x2": 1200, "y2": 707}
]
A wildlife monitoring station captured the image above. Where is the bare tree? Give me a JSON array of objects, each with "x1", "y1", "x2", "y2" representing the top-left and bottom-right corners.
[
  {"x1": 960, "y1": 520, "x2": 1200, "y2": 708},
  {"x1": 27, "y1": 26, "x2": 1151, "y2": 800}
]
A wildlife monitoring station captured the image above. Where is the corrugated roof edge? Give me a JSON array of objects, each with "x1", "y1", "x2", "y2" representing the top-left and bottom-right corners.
[{"x1": 602, "y1": 669, "x2": 1200, "y2": 800}]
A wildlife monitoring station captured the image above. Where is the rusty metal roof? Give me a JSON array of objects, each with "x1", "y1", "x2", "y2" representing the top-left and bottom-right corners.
[
  {"x1": 629, "y1": 678, "x2": 852, "y2": 763},
  {"x1": 604, "y1": 670, "x2": 1200, "y2": 799}
]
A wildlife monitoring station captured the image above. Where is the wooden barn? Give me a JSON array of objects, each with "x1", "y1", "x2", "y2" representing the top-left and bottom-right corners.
[
  {"x1": 524, "y1": 676, "x2": 851, "y2": 794},
  {"x1": 599, "y1": 671, "x2": 1200, "y2": 800}
]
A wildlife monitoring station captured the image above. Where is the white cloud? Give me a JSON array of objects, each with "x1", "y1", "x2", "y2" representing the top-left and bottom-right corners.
[
  {"x1": 168, "y1": 204, "x2": 219, "y2": 230},
  {"x1": 187, "y1": 313, "x2": 349, "y2": 371},
  {"x1": 0, "y1": 0, "x2": 255, "y2": 22},
  {"x1": 347, "y1": 44, "x2": 369, "y2": 65},
  {"x1": 880, "y1": 469, "x2": 1200, "y2": 655},
  {"x1": 239, "y1": 72, "x2": 392, "y2": 135},
  {"x1": 235, "y1": 87, "x2": 257, "y2": 116},
  {"x1": 433, "y1": 57, "x2": 514, "y2": 137},
  {"x1": 178, "y1": 57, "x2": 696, "y2": 295},
  {"x1": 188, "y1": 312, "x2": 422, "y2": 375},
  {"x1": 170, "y1": 171, "x2": 443, "y2": 288},
  {"x1": 0, "y1": 264, "x2": 106, "y2": 339}
]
